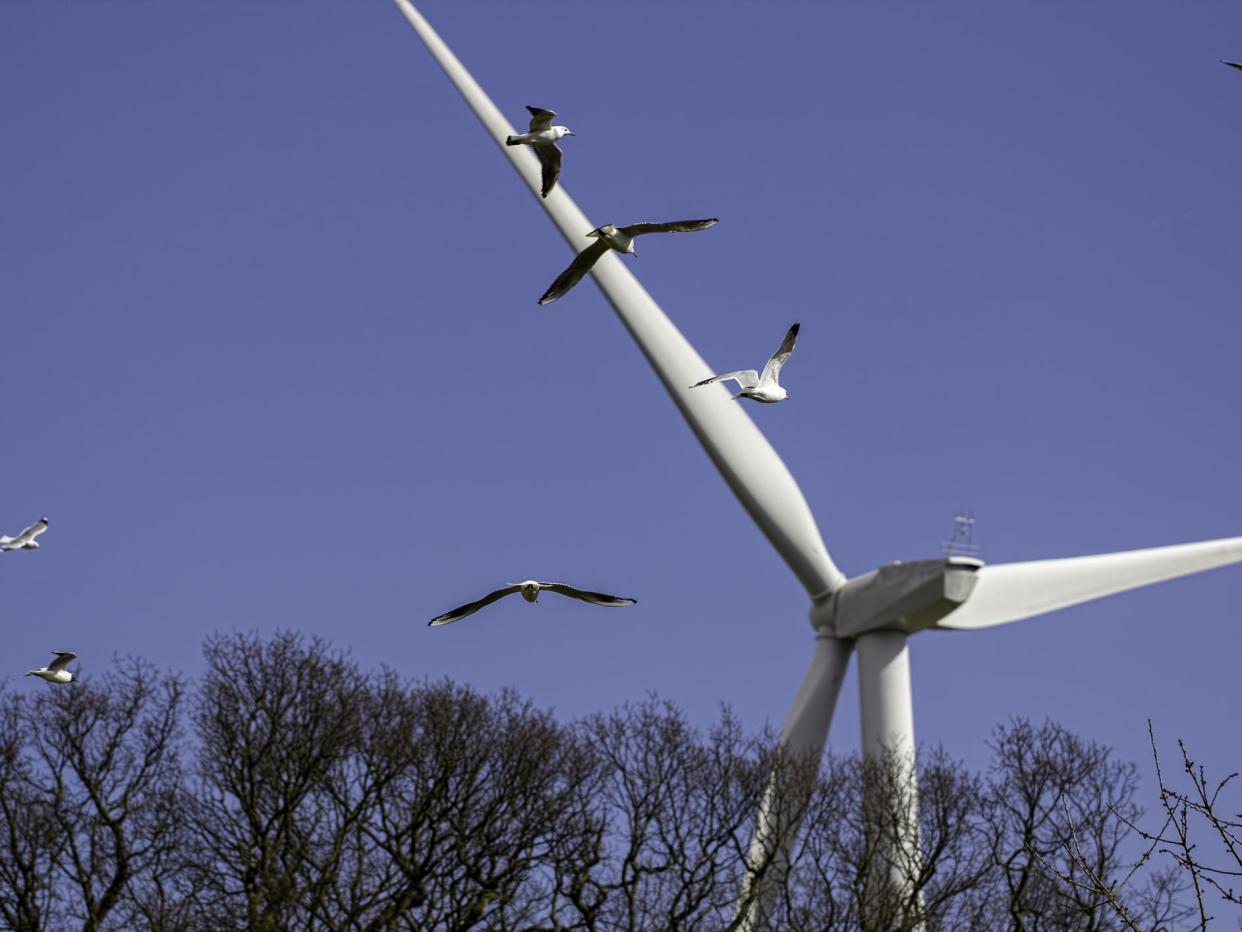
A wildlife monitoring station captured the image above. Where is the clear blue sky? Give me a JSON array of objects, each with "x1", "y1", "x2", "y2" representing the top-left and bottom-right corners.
[{"x1": 4, "y1": 0, "x2": 1240, "y2": 779}]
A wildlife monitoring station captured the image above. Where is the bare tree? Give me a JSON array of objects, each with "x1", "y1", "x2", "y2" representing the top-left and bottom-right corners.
[
  {"x1": 1143, "y1": 728, "x2": 1242, "y2": 924},
  {"x1": 353, "y1": 675, "x2": 595, "y2": 931},
  {"x1": 767, "y1": 747, "x2": 990, "y2": 932},
  {"x1": 977, "y1": 718, "x2": 1212, "y2": 932},
  {"x1": 187, "y1": 630, "x2": 367, "y2": 930},
  {"x1": 0, "y1": 694, "x2": 61, "y2": 932},
  {"x1": 5, "y1": 632, "x2": 1237, "y2": 931},
  {"x1": 531, "y1": 698, "x2": 781, "y2": 931},
  {"x1": 16, "y1": 657, "x2": 186, "y2": 932},
  {"x1": 1045, "y1": 721, "x2": 1240, "y2": 932},
  {"x1": 186, "y1": 632, "x2": 595, "y2": 930}
]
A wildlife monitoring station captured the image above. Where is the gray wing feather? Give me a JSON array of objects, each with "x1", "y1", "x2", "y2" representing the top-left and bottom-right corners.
[
  {"x1": 690, "y1": 369, "x2": 760, "y2": 390},
  {"x1": 428, "y1": 586, "x2": 522, "y2": 627},
  {"x1": 618, "y1": 219, "x2": 718, "y2": 237},
  {"x1": 534, "y1": 144, "x2": 563, "y2": 198},
  {"x1": 760, "y1": 322, "x2": 800, "y2": 384},
  {"x1": 526, "y1": 106, "x2": 556, "y2": 132},
  {"x1": 16, "y1": 518, "x2": 48, "y2": 544},
  {"x1": 48, "y1": 651, "x2": 76, "y2": 672},
  {"x1": 538, "y1": 583, "x2": 636, "y2": 607},
  {"x1": 538, "y1": 239, "x2": 610, "y2": 305}
]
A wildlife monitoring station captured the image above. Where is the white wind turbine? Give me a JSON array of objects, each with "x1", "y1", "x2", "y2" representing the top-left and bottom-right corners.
[{"x1": 392, "y1": 0, "x2": 1242, "y2": 922}]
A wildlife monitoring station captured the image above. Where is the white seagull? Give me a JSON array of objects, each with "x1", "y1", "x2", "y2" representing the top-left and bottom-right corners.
[
  {"x1": 538, "y1": 219, "x2": 719, "y2": 305},
  {"x1": 690, "y1": 322, "x2": 801, "y2": 404},
  {"x1": 0, "y1": 517, "x2": 49, "y2": 552},
  {"x1": 25, "y1": 651, "x2": 78, "y2": 685},
  {"x1": 429, "y1": 580, "x2": 636, "y2": 627},
  {"x1": 505, "y1": 106, "x2": 574, "y2": 198}
]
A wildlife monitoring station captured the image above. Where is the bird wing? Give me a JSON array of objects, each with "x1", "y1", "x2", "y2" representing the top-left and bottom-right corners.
[
  {"x1": 538, "y1": 583, "x2": 636, "y2": 607},
  {"x1": 538, "y1": 239, "x2": 610, "y2": 305},
  {"x1": 534, "y1": 144, "x2": 563, "y2": 198},
  {"x1": 760, "y1": 322, "x2": 800, "y2": 385},
  {"x1": 1223, "y1": 60, "x2": 1242, "y2": 73},
  {"x1": 618, "y1": 219, "x2": 719, "y2": 237},
  {"x1": 526, "y1": 106, "x2": 556, "y2": 132},
  {"x1": 21, "y1": 518, "x2": 48, "y2": 542},
  {"x1": 690, "y1": 369, "x2": 760, "y2": 391},
  {"x1": 428, "y1": 585, "x2": 522, "y2": 627},
  {"x1": 47, "y1": 651, "x2": 76, "y2": 672}
]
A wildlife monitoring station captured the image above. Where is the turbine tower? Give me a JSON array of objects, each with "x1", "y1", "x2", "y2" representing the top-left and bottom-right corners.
[{"x1": 392, "y1": 1, "x2": 1242, "y2": 923}]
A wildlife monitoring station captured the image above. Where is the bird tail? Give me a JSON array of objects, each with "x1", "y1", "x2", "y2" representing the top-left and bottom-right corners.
[{"x1": 505, "y1": 135, "x2": 519, "y2": 146}]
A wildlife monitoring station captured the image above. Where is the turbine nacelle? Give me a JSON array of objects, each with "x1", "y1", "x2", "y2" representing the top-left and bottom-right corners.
[{"x1": 815, "y1": 557, "x2": 982, "y2": 638}]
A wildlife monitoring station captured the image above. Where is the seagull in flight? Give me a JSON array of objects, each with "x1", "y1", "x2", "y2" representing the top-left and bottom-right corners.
[
  {"x1": 1223, "y1": 60, "x2": 1242, "y2": 74},
  {"x1": 539, "y1": 219, "x2": 719, "y2": 304},
  {"x1": 0, "y1": 517, "x2": 48, "y2": 552},
  {"x1": 429, "y1": 580, "x2": 636, "y2": 627},
  {"x1": 690, "y1": 322, "x2": 801, "y2": 404},
  {"x1": 506, "y1": 106, "x2": 574, "y2": 198},
  {"x1": 25, "y1": 651, "x2": 78, "y2": 685}
]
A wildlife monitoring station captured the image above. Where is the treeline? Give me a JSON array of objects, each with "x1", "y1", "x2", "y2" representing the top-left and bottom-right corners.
[{"x1": 0, "y1": 631, "x2": 1236, "y2": 931}]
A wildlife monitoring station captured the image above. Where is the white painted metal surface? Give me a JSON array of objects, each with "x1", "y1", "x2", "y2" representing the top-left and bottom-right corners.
[
  {"x1": 856, "y1": 631, "x2": 921, "y2": 925},
  {"x1": 779, "y1": 634, "x2": 854, "y2": 755},
  {"x1": 856, "y1": 631, "x2": 916, "y2": 759},
  {"x1": 938, "y1": 535, "x2": 1242, "y2": 630}
]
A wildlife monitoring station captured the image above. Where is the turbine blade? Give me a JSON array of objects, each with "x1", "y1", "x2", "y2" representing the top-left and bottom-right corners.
[
  {"x1": 392, "y1": 0, "x2": 847, "y2": 597},
  {"x1": 937, "y1": 535, "x2": 1242, "y2": 630},
  {"x1": 734, "y1": 636, "x2": 852, "y2": 931},
  {"x1": 777, "y1": 635, "x2": 852, "y2": 752}
]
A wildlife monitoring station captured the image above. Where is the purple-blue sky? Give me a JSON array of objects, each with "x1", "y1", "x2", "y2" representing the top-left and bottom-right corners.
[{"x1": 4, "y1": 1, "x2": 1240, "y2": 779}]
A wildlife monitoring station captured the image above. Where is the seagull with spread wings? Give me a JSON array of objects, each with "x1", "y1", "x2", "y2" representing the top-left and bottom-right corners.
[
  {"x1": 505, "y1": 106, "x2": 574, "y2": 198},
  {"x1": 690, "y1": 322, "x2": 801, "y2": 404},
  {"x1": 25, "y1": 651, "x2": 78, "y2": 685},
  {"x1": 0, "y1": 517, "x2": 48, "y2": 552},
  {"x1": 429, "y1": 580, "x2": 636, "y2": 627},
  {"x1": 538, "y1": 219, "x2": 719, "y2": 304}
]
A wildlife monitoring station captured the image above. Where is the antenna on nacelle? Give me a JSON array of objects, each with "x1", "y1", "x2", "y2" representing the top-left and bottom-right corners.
[{"x1": 941, "y1": 511, "x2": 981, "y2": 560}]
